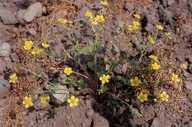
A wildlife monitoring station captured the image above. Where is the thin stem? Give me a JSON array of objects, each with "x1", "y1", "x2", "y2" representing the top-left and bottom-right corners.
[
  {"x1": 91, "y1": 25, "x2": 99, "y2": 87},
  {"x1": 72, "y1": 71, "x2": 91, "y2": 81},
  {"x1": 19, "y1": 66, "x2": 55, "y2": 86}
]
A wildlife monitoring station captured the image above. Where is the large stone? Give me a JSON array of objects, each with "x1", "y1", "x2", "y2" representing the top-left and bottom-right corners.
[
  {"x1": 185, "y1": 81, "x2": 192, "y2": 91},
  {"x1": 23, "y1": 2, "x2": 46, "y2": 23},
  {"x1": 16, "y1": 9, "x2": 26, "y2": 24},
  {"x1": 0, "y1": 59, "x2": 6, "y2": 72},
  {"x1": 0, "y1": 59, "x2": 6, "y2": 74},
  {"x1": 93, "y1": 113, "x2": 109, "y2": 127},
  {"x1": 0, "y1": 79, "x2": 11, "y2": 99},
  {"x1": 51, "y1": 84, "x2": 69, "y2": 105},
  {"x1": 151, "y1": 118, "x2": 172, "y2": 127},
  {"x1": 74, "y1": 0, "x2": 85, "y2": 8},
  {"x1": 124, "y1": 2, "x2": 134, "y2": 12},
  {"x1": 27, "y1": 28, "x2": 37, "y2": 36},
  {"x1": 0, "y1": 42, "x2": 11, "y2": 57},
  {"x1": 34, "y1": 102, "x2": 51, "y2": 110},
  {"x1": 0, "y1": 8, "x2": 18, "y2": 25}
]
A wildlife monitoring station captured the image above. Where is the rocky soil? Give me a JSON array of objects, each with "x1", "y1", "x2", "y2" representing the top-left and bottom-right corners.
[{"x1": 0, "y1": 0, "x2": 192, "y2": 127}]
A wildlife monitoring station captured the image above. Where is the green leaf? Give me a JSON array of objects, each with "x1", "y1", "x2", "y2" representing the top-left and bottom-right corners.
[
  {"x1": 47, "y1": 24, "x2": 52, "y2": 29},
  {"x1": 16, "y1": 63, "x2": 21, "y2": 68},
  {"x1": 62, "y1": 77, "x2": 75, "y2": 84},
  {"x1": 77, "y1": 79, "x2": 87, "y2": 91},
  {"x1": 28, "y1": 89, "x2": 34, "y2": 95},
  {"x1": 22, "y1": 38, "x2": 27, "y2": 42},
  {"x1": 122, "y1": 77, "x2": 130, "y2": 86},
  {"x1": 30, "y1": 54, "x2": 35, "y2": 59},
  {"x1": 87, "y1": 61, "x2": 94, "y2": 71},
  {"x1": 129, "y1": 60, "x2": 137, "y2": 68},
  {"x1": 107, "y1": 99, "x2": 121, "y2": 109},
  {"x1": 101, "y1": 85, "x2": 109, "y2": 92}
]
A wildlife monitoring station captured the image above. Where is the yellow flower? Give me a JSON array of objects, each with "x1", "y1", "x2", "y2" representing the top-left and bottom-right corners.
[
  {"x1": 96, "y1": 15, "x2": 105, "y2": 23},
  {"x1": 149, "y1": 55, "x2": 158, "y2": 62},
  {"x1": 137, "y1": 92, "x2": 148, "y2": 103},
  {"x1": 24, "y1": 40, "x2": 33, "y2": 50},
  {"x1": 40, "y1": 95, "x2": 50, "y2": 104},
  {"x1": 128, "y1": 25, "x2": 137, "y2": 31},
  {"x1": 90, "y1": 17, "x2": 98, "y2": 25},
  {"x1": 64, "y1": 67, "x2": 72, "y2": 75},
  {"x1": 151, "y1": 62, "x2": 160, "y2": 70},
  {"x1": 154, "y1": 98, "x2": 157, "y2": 102},
  {"x1": 67, "y1": 96, "x2": 79, "y2": 107},
  {"x1": 133, "y1": 14, "x2": 141, "y2": 19},
  {"x1": 9, "y1": 73, "x2": 18, "y2": 83},
  {"x1": 147, "y1": 35, "x2": 155, "y2": 44},
  {"x1": 42, "y1": 42, "x2": 49, "y2": 48},
  {"x1": 165, "y1": 32, "x2": 172, "y2": 39},
  {"x1": 130, "y1": 77, "x2": 141, "y2": 86},
  {"x1": 133, "y1": 21, "x2": 140, "y2": 27},
  {"x1": 127, "y1": 42, "x2": 133, "y2": 47},
  {"x1": 31, "y1": 47, "x2": 42, "y2": 55},
  {"x1": 171, "y1": 73, "x2": 180, "y2": 83},
  {"x1": 160, "y1": 91, "x2": 169, "y2": 102},
  {"x1": 85, "y1": 11, "x2": 93, "y2": 17},
  {"x1": 57, "y1": 18, "x2": 67, "y2": 24},
  {"x1": 23, "y1": 96, "x2": 33, "y2": 108},
  {"x1": 68, "y1": 20, "x2": 73, "y2": 26},
  {"x1": 100, "y1": 1, "x2": 108, "y2": 6},
  {"x1": 156, "y1": 24, "x2": 163, "y2": 30},
  {"x1": 100, "y1": 74, "x2": 110, "y2": 84}
]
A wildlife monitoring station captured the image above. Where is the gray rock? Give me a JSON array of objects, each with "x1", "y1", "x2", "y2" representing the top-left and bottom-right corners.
[
  {"x1": 145, "y1": 23, "x2": 154, "y2": 32},
  {"x1": 23, "y1": 2, "x2": 46, "y2": 23},
  {"x1": 51, "y1": 84, "x2": 69, "y2": 105},
  {"x1": 0, "y1": 79, "x2": 11, "y2": 99},
  {"x1": 140, "y1": 105, "x2": 155, "y2": 122},
  {"x1": 114, "y1": 62, "x2": 128, "y2": 74},
  {"x1": 34, "y1": 102, "x2": 51, "y2": 110},
  {"x1": 117, "y1": 20, "x2": 124, "y2": 29},
  {"x1": 0, "y1": 59, "x2": 6, "y2": 72},
  {"x1": 28, "y1": 28, "x2": 37, "y2": 36},
  {"x1": 0, "y1": 42, "x2": 11, "y2": 57},
  {"x1": 124, "y1": 2, "x2": 134, "y2": 12},
  {"x1": 0, "y1": 8, "x2": 18, "y2": 25},
  {"x1": 167, "y1": 0, "x2": 175, "y2": 6},
  {"x1": 94, "y1": 1, "x2": 104, "y2": 9},
  {"x1": 93, "y1": 113, "x2": 109, "y2": 127},
  {"x1": 185, "y1": 81, "x2": 192, "y2": 91},
  {"x1": 147, "y1": 13, "x2": 159, "y2": 24},
  {"x1": 86, "y1": 109, "x2": 94, "y2": 118},
  {"x1": 74, "y1": 0, "x2": 85, "y2": 8},
  {"x1": 151, "y1": 118, "x2": 172, "y2": 127},
  {"x1": 183, "y1": 70, "x2": 191, "y2": 79},
  {"x1": 10, "y1": 53, "x2": 18, "y2": 62},
  {"x1": 77, "y1": 6, "x2": 90, "y2": 20},
  {"x1": 16, "y1": 9, "x2": 26, "y2": 24}
]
